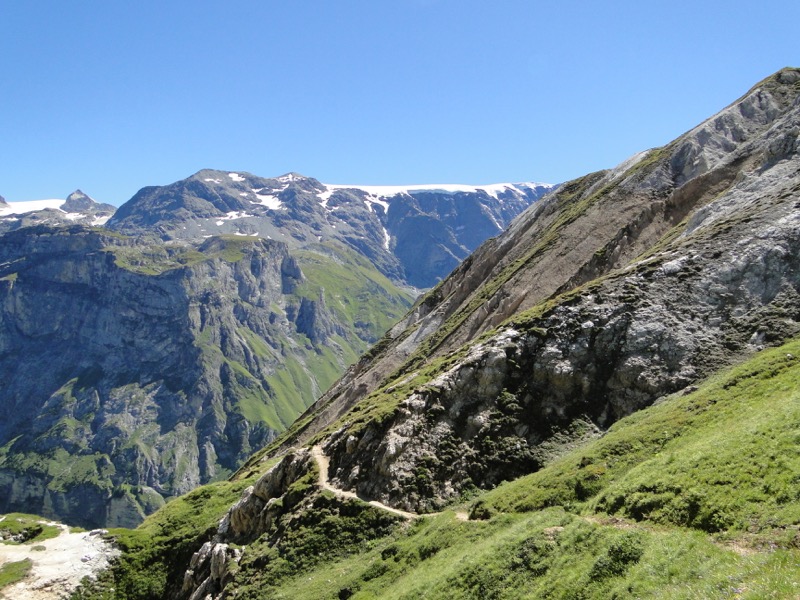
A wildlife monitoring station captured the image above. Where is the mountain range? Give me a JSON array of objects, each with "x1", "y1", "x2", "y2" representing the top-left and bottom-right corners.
[
  {"x1": 62, "y1": 67, "x2": 800, "y2": 600},
  {"x1": 0, "y1": 173, "x2": 548, "y2": 527},
  {"x1": 107, "y1": 172, "x2": 553, "y2": 288},
  {"x1": 0, "y1": 190, "x2": 116, "y2": 232}
]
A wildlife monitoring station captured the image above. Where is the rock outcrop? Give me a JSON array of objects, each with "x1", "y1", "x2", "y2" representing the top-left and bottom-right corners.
[
  {"x1": 61, "y1": 189, "x2": 116, "y2": 215},
  {"x1": 181, "y1": 449, "x2": 316, "y2": 599}
]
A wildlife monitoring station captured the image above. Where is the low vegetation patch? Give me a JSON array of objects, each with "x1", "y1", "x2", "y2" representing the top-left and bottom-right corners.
[
  {"x1": 0, "y1": 558, "x2": 33, "y2": 591},
  {"x1": 0, "y1": 513, "x2": 61, "y2": 544},
  {"x1": 73, "y1": 478, "x2": 253, "y2": 600}
]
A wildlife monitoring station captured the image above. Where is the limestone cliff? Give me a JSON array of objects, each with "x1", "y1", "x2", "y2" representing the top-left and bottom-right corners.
[{"x1": 0, "y1": 227, "x2": 411, "y2": 527}]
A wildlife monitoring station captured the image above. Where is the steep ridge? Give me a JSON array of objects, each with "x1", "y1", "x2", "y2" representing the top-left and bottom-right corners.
[
  {"x1": 0, "y1": 227, "x2": 411, "y2": 527},
  {"x1": 72, "y1": 67, "x2": 800, "y2": 600},
  {"x1": 251, "y1": 66, "x2": 800, "y2": 463},
  {"x1": 314, "y1": 67, "x2": 800, "y2": 511}
]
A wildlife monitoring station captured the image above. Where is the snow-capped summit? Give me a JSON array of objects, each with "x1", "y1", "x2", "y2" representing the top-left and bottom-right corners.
[
  {"x1": 323, "y1": 181, "x2": 554, "y2": 201},
  {"x1": 108, "y1": 170, "x2": 556, "y2": 288},
  {"x1": 0, "y1": 191, "x2": 116, "y2": 232}
]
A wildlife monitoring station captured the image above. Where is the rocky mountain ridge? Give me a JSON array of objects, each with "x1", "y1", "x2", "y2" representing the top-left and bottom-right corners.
[
  {"x1": 107, "y1": 172, "x2": 553, "y2": 288},
  {"x1": 317, "y1": 67, "x2": 800, "y2": 509},
  {"x1": 0, "y1": 174, "x2": 551, "y2": 528},
  {"x1": 0, "y1": 190, "x2": 115, "y2": 233},
  {"x1": 140, "y1": 67, "x2": 800, "y2": 600}
]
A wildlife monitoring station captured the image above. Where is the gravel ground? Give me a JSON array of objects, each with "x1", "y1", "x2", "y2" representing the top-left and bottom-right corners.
[{"x1": 0, "y1": 520, "x2": 118, "y2": 600}]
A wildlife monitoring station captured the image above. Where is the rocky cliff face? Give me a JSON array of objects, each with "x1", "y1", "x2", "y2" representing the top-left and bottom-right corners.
[
  {"x1": 0, "y1": 227, "x2": 411, "y2": 527},
  {"x1": 242, "y1": 68, "x2": 800, "y2": 510},
  {"x1": 107, "y1": 172, "x2": 553, "y2": 288},
  {"x1": 78, "y1": 67, "x2": 800, "y2": 600}
]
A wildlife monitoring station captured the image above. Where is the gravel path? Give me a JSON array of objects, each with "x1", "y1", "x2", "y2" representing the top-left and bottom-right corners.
[
  {"x1": 0, "y1": 520, "x2": 118, "y2": 600},
  {"x1": 311, "y1": 445, "x2": 469, "y2": 521}
]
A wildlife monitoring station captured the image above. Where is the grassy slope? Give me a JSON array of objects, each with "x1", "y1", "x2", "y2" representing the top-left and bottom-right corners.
[
  {"x1": 0, "y1": 513, "x2": 61, "y2": 544},
  {"x1": 0, "y1": 558, "x2": 32, "y2": 591},
  {"x1": 77, "y1": 337, "x2": 800, "y2": 599},
  {"x1": 246, "y1": 338, "x2": 800, "y2": 600}
]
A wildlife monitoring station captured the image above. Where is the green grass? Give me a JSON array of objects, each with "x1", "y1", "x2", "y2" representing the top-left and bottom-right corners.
[
  {"x1": 106, "y1": 235, "x2": 258, "y2": 275},
  {"x1": 231, "y1": 339, "x2": 800, "y2": 599},
  {"x1": 215, "y1": 507, "x2": 800, "y2": 600},
  {"x1": 73, "y1": 338, "x2": 800, "y2": 599},
  {"x1": 479, "y1": 339, "x2": 800, "y2": 542},
  {"x1": 0, "y1": 558, "x2": 33, "y2": 590},
  {"x1": 294, "y1": 242, "x2": 413, "y2": 347},
  {"x1": 0, "y1": 513, "x2": 61, "y2": 544}
]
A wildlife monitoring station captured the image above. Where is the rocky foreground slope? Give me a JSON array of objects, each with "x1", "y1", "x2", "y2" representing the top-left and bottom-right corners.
[{"x1": 95, "y1": 67, "x2": 800, "y2": 599}]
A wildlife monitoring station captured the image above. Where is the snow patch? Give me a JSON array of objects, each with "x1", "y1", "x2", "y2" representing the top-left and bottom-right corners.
[
  {"x1": 204, "y1": 178, "x2": 223, "y2": 184},
  {"x1": 382, "y1": 226, "x2": 391, "y2": 250},
  {"x1": 214, "y1": 211, "x2": 253, "y2": 225},
  {"x1": 251, "y1": 189, "x2": 283, "y2": 210},
  {"x1": 365, "y1": 195, "x2": 390, "y2": 212},
  {"x1": 0, "y1": 199, "x2": 64, "y2": 216},
  {"x1": 324, "y1": 182, "x2": 550, "y2": 200},
  {"x1": 317, "y1": 189, "x2": 335, "y2": 208},
  {"x1": 228, "y1": 173, "x2": 245, "y2": 182}
]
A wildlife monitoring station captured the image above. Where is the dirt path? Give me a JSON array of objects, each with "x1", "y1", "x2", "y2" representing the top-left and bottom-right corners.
[
  {"x1": 0, "y1": 521, "x2": 118, "y2": 600},
  {"x1": 310, "y1": 445, "x2": 469, "y2": 521}
]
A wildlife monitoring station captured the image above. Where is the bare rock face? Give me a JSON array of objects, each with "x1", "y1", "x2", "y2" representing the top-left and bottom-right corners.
[
  {"x1": 61, "y1": 189, "x2": 117, "y2": 215},
  {"x1": 281, "y1": 68, "x2": 800, "y2": 512},
  {"x1": 0, "y1": 226, "x2": 409, "y2": 528},
  {"x1": 221, "y1": 448, "x2": 312, "y2": 541},
  {"x1": 182, "y1": 448, "x2": 313, "y2": 600}
]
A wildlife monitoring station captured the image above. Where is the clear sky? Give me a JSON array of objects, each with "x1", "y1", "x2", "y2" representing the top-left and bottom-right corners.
[{"x1": 1, "y1": 1, "x2": 797, "y2": 205}]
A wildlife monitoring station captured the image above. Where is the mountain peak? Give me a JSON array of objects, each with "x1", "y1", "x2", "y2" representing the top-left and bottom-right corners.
[
  {"x1": 0, "y1": 195, "x2": 7, "y2": 206},
  {"x1": 61, "y1": 189, "x2": 115, "y2": 214}
]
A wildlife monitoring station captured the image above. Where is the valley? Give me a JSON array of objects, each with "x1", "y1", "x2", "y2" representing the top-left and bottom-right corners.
[{"x1": 0, "y1": 173, "x2": 545, "y2": 528}]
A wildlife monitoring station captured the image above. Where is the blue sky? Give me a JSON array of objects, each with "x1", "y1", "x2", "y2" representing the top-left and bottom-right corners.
[{"x1": 1, "y1": 1, "x2": 797, "y2": 205}]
